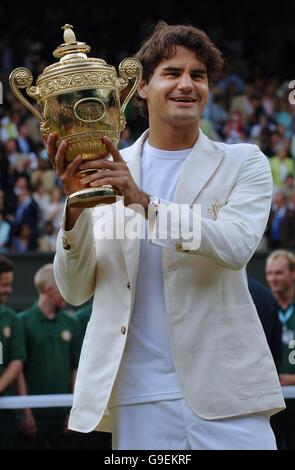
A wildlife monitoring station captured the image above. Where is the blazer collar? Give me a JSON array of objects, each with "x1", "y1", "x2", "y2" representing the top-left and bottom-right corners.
[
  {"x1": 123, "y1": 129, "x2": 149, "y2": 186},
  {"x1": 173, "y1": 130, "x2": 225, "y2": 205},
  {"x1": 124, "y1": 129, "x2": 224, "y2": 205},
  {"x1": 118, "y1": 131, "x2": 148, "y2": 286}
]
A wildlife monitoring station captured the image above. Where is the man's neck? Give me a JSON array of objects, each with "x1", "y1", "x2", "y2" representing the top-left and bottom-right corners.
[
  {"x1": 148, "y1": 123, "x2": 200, "y2": 150},
  {"x1": 276, "y1": 287, "x2": 295, "y2": 310},
  {"x1": 37, "y1": 298, "x2": 56, "y2": 319}
]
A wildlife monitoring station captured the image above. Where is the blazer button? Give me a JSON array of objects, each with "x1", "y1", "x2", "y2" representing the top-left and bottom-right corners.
[
  {"x1": 121, "y1": 326, "x2": 127, "y2": 335},
  {"x1": 127, "y1": 281, "x2": 131, "y2": 289}
]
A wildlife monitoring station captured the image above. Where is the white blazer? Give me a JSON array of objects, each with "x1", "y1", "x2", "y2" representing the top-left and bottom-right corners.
[{"x1": 54, "y1": 129, "x2": 285, "y2": 433}]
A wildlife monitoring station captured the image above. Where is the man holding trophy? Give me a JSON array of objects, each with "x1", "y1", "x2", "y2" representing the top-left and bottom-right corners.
[{"x1": 11, "y1": 22, "x2": 285, "y2": 449}]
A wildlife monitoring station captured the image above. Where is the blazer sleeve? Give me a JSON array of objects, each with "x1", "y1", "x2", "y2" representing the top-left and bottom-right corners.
[
  {"x1": 54, "y1": 206, "x2": 97, "y2": 306},
  {"x1": 148, "y1": 146, "x2": 273, "y2": 270}
]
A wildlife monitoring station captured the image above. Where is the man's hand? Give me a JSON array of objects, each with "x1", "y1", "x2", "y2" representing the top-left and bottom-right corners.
[
  {"x1": 279, "y1": 374, "x2": 295, "y2": 386},
  {"x1": 79, "y1": 136, "x2": 149, "y2": 210},
  {"x1": 45, "y1": 133, "x2": 84, "y2": 197}
]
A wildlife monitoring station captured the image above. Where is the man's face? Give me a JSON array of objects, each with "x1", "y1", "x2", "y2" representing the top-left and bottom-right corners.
[
  {"x1": 48, "y1": 284, "x2": 66, "y2": 309},
  {"x1": 266, "y1": 257, "x2": 295, "y2": 296},
  {"x1": 274, "y1": 194, "x2": 286, "y2": 209},
  {"x1": 139, "y1": 46, "x2": 209, "y2": 130},
  {"x1": 0, "y1": 271, "x2": 13, "y2": 304}
]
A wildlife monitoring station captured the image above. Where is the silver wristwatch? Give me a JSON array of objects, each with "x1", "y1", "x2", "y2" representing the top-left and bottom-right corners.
[{"x1": 146, "y1": 195, "x2": 160, "y2": 219}]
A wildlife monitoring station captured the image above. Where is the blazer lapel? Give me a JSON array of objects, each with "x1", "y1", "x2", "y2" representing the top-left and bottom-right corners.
[
  {"x1": 123, "y1": 130, "x2": 149, "y2": 185},
  {"x1": 119, "y1": 131, "x2": 148, "y2": 285},
  {"x1": 174, "y1": 130, "x2": 225, "y2": 205}
]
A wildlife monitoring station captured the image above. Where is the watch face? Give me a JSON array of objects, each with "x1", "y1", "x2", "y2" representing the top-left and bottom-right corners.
[{"x1": 149, "y1": 196, "x2": 160, "y2": 206}]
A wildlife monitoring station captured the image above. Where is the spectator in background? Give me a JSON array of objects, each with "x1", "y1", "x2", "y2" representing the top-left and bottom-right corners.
[
  {"x1": 203, "y1": 91, "x2": 228, "y2": 137},
  {"x1": 288, "y1": 191, "x2": 295, "y2": 211},
  {"x1": 22, "y1": 115, "x2": 43, "y2": 149},
  {"x1": 0, "y1": 255, "x2": 26, "y2": 449},
  {"x1": 47, "y1": 186, "x2": 65, "y2": 231},
  {"x1": 290, "y1": 133, "x2": 295, "y2": 160},
  {"x1": 0, "y1": 112, "x2": 19, "y2": 143},
  {"x1": 0, "y1": 141, "x2": 11, "y2": 192},
  {"x1": 223, "y1": 109, "x2": 246, "y2": 144},
  {"x1": 262, "y1": 80, "x2": 277, "y2": 117},
  {"x1": 37, "y1": 220, "x2": 57, "y2": 252},
  {"x1": 267, "y1": 191, "x2": 295, "y2": 249},
  {"x1": 274, "y1": 99, "x2": 293, "y2": 140},
  {"x1": 0, "y1": 191, "x2": 11, "y2": 253},
  {"x1": 18, "y1": 264, "x2": 80, "y2": 450},
  {"x1": 249, "y1": 114, "x2": 277, "y2": 155},
  {"x1": 17, "y1": 124, "x2": 35, "y2": 155},
  {"x1": 30, "y1": 153, "x2": 55, "y2": 193},
  {"x1": 32, "y1": 182, "x2": 51, "y2": 225},
  {"x1": 11, "y1": 223, "x2": 37, "y2": 252},
  {"x1": 5, "y1": 138, "x2": 34, "y2": 185},
  {"x1": 228, "y1": 83, "x2": 255, "y2": 127},
  {"x1": 246, "y1": 92, "x2": 265, "y2": 134},
  {"x1": 284, "y1": 174, "x2": 295, "y2": 198},
  {"x1": 248, "y1": 276, "x2": 282, "y2": 371},
  {"x1": 266, "y1": 250, "x2": 295, "y2": 450},
  {"x1": 0, "y1": 209, "x2": 10, "y2": 253},
  {"x1": 270, "y1": 127, "x2": 290, "y2": 156},
  {"x1": 10, "y1": 176, "x2": 39, "y2": 250},
  {"x1": 269, "y1": 143, "x2": 294, "y2": 191}
]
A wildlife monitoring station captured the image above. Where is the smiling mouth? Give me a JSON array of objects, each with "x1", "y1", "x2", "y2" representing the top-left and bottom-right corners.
[{"x1": 170, "y1": 97, "x2": 197, "y2": 103}]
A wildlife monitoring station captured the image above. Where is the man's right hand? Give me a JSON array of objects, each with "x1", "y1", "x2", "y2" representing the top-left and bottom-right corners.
[{"x1": 45, "y1": 133, "x2": 84, "y2": 197}]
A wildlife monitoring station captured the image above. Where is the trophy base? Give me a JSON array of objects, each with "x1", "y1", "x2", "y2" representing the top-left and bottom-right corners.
[{"x1": 68, "y1": 187, "x2": 119, "y2": 208}]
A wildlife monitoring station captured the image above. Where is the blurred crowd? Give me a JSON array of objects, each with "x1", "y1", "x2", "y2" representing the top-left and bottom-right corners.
[
  {"x1": 0, "y1": 73, "x2": 294, "y2": 254},
  {"x1": 202, "y1": 75, "x2": 295, "y2": 252}
]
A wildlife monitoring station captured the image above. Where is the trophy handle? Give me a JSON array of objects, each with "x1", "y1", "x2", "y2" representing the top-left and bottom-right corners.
[
  {"x1": 9, "y1": 67, "x2": 43, "y2": 122},
  {"x1": 118, "y1": 58, "x2": 143, "y2": 115}
]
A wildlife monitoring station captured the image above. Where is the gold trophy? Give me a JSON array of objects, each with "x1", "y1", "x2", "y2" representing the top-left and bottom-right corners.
[{"x1": 9, "y1": 24, "x2": 142, "y2": 208}]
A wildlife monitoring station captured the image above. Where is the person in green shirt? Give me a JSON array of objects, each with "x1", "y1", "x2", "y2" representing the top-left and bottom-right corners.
[
  {"x1": 266, "y1": 249, "x2": 295, "y2": 450},
  {"x1": 0, "y1": 255, "x2": 26, "y2": 449},
  {"x1": 18, "y1": 263, "x2": 80, "y2": 449}
]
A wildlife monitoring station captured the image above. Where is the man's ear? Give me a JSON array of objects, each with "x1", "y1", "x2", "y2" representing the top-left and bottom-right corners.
[{"x1": 137, "y1": 80, "x2": 147, "y2": 99}]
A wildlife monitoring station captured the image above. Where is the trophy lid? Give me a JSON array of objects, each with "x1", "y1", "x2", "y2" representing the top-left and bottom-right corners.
[
  {"x1": 34, "y1": 24, "x2": 120, "y2": 100},
  {"x1": 53, "y1": 24, "x2": 91, "y2": 59},
  {"x1": 38, "y1": 24, "x2": 109, "y2": 80}
]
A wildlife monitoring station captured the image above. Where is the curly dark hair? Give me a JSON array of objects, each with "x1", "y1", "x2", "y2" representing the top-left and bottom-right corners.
[
  {"x1": 0, "y1": 255, "x2": 13, "y2": 274},
  {"x1": 134, "y1": 21, "x2": 224, "y2": 119}
]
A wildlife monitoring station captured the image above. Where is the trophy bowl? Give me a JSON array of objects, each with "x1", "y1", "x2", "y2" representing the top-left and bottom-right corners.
[{"x1": 9, "y1": 24, "x2": 142, "y2": 208}]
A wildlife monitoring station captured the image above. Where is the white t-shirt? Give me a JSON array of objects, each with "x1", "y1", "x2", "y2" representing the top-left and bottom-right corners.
[{"x1": 110, "y1": 140, "x2": 192, "y2": 406}]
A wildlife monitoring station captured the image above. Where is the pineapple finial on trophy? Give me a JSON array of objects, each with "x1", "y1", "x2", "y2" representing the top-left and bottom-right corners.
[
  {"x1": 52, "y1": 24, "x2": 90, "y2": 59},
  {"x1": 62, "y1": 24, "x2": 76, "y2": 44}
]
